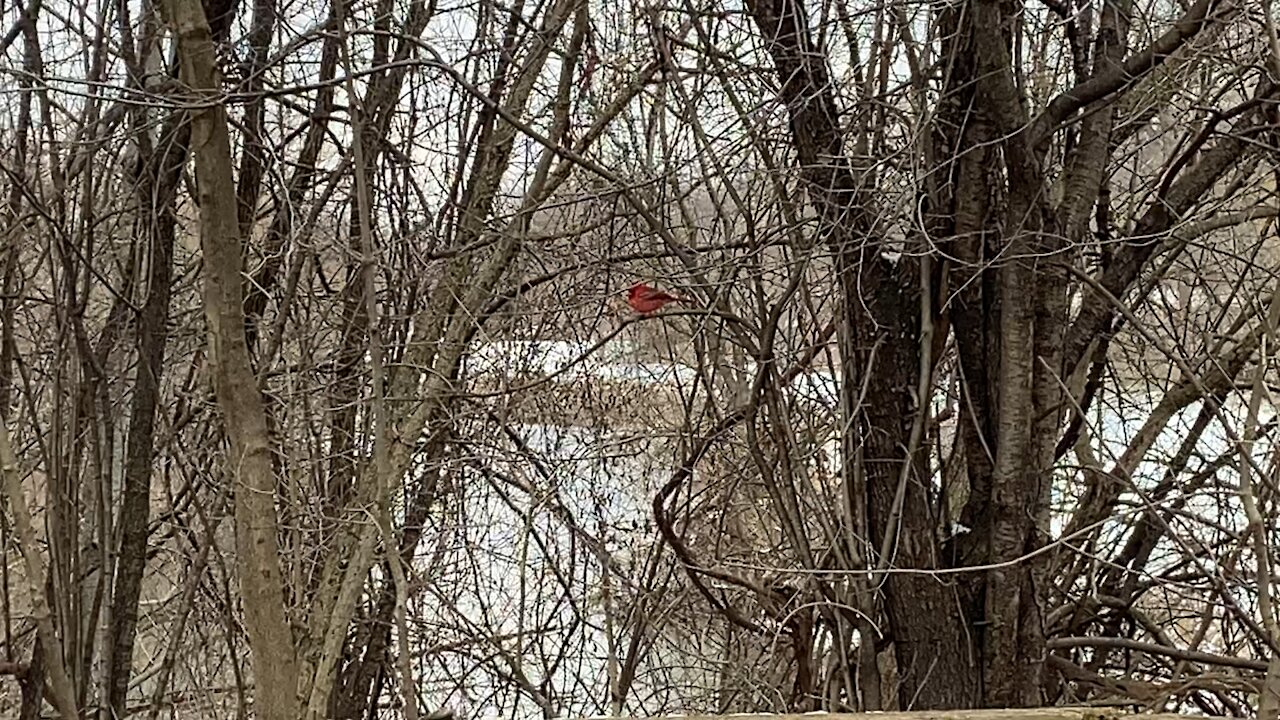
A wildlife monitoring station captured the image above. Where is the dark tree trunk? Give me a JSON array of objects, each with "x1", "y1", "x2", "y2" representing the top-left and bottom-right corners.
[
  {"x1": 20, "y1": 639, "x2": 45, "y2": 720},
  {"x1": 743, "y1": 0, "x2": 982, "y2": 706},
  {"x1": 104, "y1": 114, "x2": 187, "y2": 719}
]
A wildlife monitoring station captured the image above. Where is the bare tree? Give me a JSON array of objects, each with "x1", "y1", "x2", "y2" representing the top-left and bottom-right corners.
[{"x1": 1, "y1": 0, "x2": 1279, "y2": 715}]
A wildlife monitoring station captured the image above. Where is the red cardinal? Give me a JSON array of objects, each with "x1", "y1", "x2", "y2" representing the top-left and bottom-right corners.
[{"x1": 626, "y1": 282, "x2": 688, "y2": 314}]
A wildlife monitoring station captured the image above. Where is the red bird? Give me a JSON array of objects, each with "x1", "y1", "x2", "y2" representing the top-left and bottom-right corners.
[{"x1": 626, "y1": 283, "x2": 688, "y2": 314}]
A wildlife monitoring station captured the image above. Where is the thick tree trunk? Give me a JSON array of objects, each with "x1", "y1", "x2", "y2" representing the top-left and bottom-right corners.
[
  {"x1": 850, "y1": 264, "x2": 981, "y2": 709},
  {"x1": 162, "y1": 0, "x2": 302, "y2": 717},
  {"x1": 743, "y1": 0, "x2": 981, "y2": 706}
]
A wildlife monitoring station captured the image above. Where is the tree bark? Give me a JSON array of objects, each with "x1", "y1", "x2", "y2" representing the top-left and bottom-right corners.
[
  {"x1": 743, "y1": 0, "x2": 981, "y2": 706},
  {"x1": 0, "y1": 420, "x2": 79, "y2": 719},
  {"x1": 103, "y1": 112, "x2": 186, "y2": 720},
  {"x1": 161, "y1": 0, "x2": 301, "y2": 717}
]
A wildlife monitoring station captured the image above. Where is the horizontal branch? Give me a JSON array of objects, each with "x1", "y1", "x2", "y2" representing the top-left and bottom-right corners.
[
  {"x1": 1029, "y1": 0, "x2": 1216, "y2": 145},
  {"x1": 1049, "y1": 636, "x2": 1268, "y2": 672}
]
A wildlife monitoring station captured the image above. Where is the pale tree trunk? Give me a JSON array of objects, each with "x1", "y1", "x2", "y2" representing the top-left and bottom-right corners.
[
  {"x1": 1239, "y1": 9, "x2": 1280, "y2": 717},
  {"x1": 0, "y1": 421, "x2": 79, "y2": 719},
  {"x1": 160, "y1": 1, "x2": 302, "y2": 719},
  {"x1": 163, "y1": 0, "x2": 601, "y2": 713},
  {"x1": 1241, "y1": 271, "x2": 1280, "y2": 720}
]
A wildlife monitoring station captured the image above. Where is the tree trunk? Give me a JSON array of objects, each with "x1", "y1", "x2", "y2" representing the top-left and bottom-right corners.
[
  {"x1": 161, "y1": 0, "x2": 302, "y2": 717},
  {"x1": 743, "y1": 0, "x2": 982, "y2": 705},
  {"x1": 104, "y1": 112, "x2": 186, "y2": 720}
]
